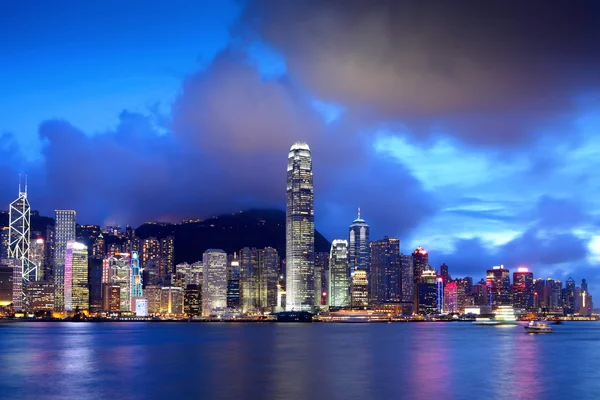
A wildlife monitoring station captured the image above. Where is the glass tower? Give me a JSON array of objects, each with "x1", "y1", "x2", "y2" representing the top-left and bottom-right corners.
[
  {"x1": 65, "y1": 241, "x2": 89, "y2": 312},
  {"x1": 285, "y1": 142, "x2": 315, "y2": 311},
  {"x1": 348, "y1": 208, "x2": 370, "y2": 276},
  {"x1": 328, "y1": 239, "x2": 350, "y2": 307},
  {"x1": 54, "y1": 210, "x2": 76, "y2": 312}
]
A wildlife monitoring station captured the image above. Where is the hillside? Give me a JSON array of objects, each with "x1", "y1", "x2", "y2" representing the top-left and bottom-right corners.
[{"x1": 134, "y1": 209, "x2": 331, "y2": 264}]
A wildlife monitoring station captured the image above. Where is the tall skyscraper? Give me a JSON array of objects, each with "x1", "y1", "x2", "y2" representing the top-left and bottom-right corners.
[
  {"x1": 0, "y1": 227, "x2": 10, "y2": 259},
  {"x1": 416, "y1": 269, "x2": 438, "y2": 315},
  {"x1": 285, "y1": 142, "x2": 315, "y2": 311},
  {"x1": 103, "y1": 253, "x2": 132, "y2": 312},
  {"x1": 328, "y1": 239, "x2": 350, "y2": 307},
  {"x1": 65, "y1": 241, "x2": 88, "y2": 312},
  {"x1": 227, "y1": 253, "x2": 240, "y2": 309},
  {"x1": 351, "y1": 269, "x2": 369, "y2": 308},
  {"x1": 239, "y1": 247, "x2": 260, "y2": 312},
  {"x1": 512, "y1": 267, "x2": 534, "y2": 311},
  {"x1": 348, "y1": 208, "x2": 370, "y2": 275},
  {"x1": 30, "y1": 238, "x2": 45, "y2": 281},
  {"x1": 54, "y1": 210, "x2": 76, "y2": 312},
  {"x1": 8, "y1": 181, "x2": 36, "y2": 296},
  {"x1": 412, "y1": 247, "x2": 429, "y2": 284},
  {"x1": 130, "y1": 251, "x2": 143, "y2": 304},
  {"x1": 400, "y1": 254, "x2": 414, "y2": 304},
  {"x1": 160, "y1": 236, "x2": 175, "y2": 274},
  {"x1": 439, "y1": 263, "x2": 450, "y2": 284},
  {"x1": 202, "y1": 249, "x2": 227, "y2": 316},
  {"x1": 486, "y1": 265, "x2": 511, "y2": 307},
  {"x1": 92, "y1": 233, "x2": 105, "y2": 259},
  {"x1": 565, "y1": 277, "x2": 576, "y2": 314},
  {"x1": 369, "y1": 237, "x2": 401, "y2": 303},
  {"x1": 314, "y1": 252, "x2": 329, "y2": 306}
]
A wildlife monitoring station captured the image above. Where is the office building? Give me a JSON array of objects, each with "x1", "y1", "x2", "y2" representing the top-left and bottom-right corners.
[
  {"x1": 564, "y1": 277, "x2": 576, "y2": 314},
  {"x1": 142, "y1": 237, "x2": 161, "y2": 271},
  {"x1": 439, "y1": 263, "x2": 450, "y2": 285},
  {"x1": 202, "y1": 249, "x2": 227, "y2": 316},
  {"x1": 286, "y1": 142, "x2": 315, "y2": 311},
  {"x1": 400, "y1": 254, "x2": 414, "y2": 304},
  {"x1": 348, "y1": 208, "x2": 370, "y2": 275},
  {"x1": 369, "y1": 237, "x2": 401, "y2": 303},
  {"x1": 25, "y1": 281, "x2": 55, "y2": 312},
  {"x1": 486, "y1": 265, "x2": 511, "y2": 307},
  {"x1": 0, "y1": 227, "x2": 9, "y2": 259},
  {"x1": 8, "y1": 182, "x2": 36, "y2": 288},
  {"x1": 160, "y1": 236, "x2": 175, "y2": 275},
  {"x1": 145, "y1": 285, "x2": 161, "y2": 314},
  {"x1": 102, "y1": 284, "x2": 121, "y2": 312},
  {"x1": 412, "y1": 247, "x2": 429, "y2": 285},
  {"x1": 416, "y1": 269, "x2": 438, "y2": 315},
  {"x1": 184, "y1": 284, "x2": 201, "y2": 316},
  {"x1": 54, "y1": 210, "x2": 76, "y2": 312},
  {"x1": 65, "y1": 242, "x2": 89, "y2": 312},
  {"x1": 351, "y1": 270, "x2": 369, "y2": 308},
  {"x1": 328, "y1": 240, "x2": 350, "y2": 307},
  {"x1": 314, "y1": 251, "x2": 329, "y2": 306},
  {"x1": 130, "y1": 251, "x2": 143, "y2": 303},
  {"x1": 30, "y1": 238, "x2": 45, "y2": 281},
  {"x1": 92, "y1": 234, "x2": 105, "y2": 259},
  {"x1": 44, "y1": 226, "x2": 55, "y2": 283},
  {"x1": 227, "y1": 254, "x2": 240, "y2": 309},
  {"x1": 103, "y1": 253, "x2": 131, "y2": 312},
  {"x1": 0, "y1": 264, "x2": 13, "y2": 307},
  {"x1": 161, "y1": 286, "x2": 183, "y2": 315},
  {"x1": 512, "y1": 268, "x2": 534, "y2": 311}
]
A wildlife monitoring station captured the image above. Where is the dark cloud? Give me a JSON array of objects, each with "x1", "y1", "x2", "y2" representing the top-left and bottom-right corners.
[{"x1": 241, "y1": 0, "x2": 600, "y2": 146}]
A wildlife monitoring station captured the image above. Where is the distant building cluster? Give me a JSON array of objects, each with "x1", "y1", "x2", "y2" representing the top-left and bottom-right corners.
[{"x1": 0, "y1": 145, "x2": 595, "y2": 320}]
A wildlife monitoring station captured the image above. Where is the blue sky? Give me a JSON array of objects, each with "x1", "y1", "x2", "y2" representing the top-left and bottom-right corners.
[{"x1": 1, "y1": 1, "x2": 600, "y2": 288}]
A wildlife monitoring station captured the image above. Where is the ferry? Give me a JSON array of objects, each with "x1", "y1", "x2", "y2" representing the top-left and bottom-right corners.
[
  {"x1": 319, "y1": 310, "x2": 390, "y2": 323},
  {"x1": 524, "y1": 320, "x2": 553, "y2": 333},
  {"x1": 473, "y1": 306, "x2": 518, "y2": 326}
]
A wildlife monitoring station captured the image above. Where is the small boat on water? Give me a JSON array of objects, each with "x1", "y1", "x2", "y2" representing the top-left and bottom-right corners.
[{"x1": 525, "y1": 320, "x2": 552, "y2": 333}]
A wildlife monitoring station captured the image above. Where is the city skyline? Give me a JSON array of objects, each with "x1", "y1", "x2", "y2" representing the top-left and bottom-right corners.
[{"x1": 1, "y1": 1, "x2": 600, "y2": 290}]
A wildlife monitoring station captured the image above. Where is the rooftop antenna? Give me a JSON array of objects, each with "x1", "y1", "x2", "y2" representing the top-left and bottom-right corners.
[
  {"x1": 18, "y1": 173, "x2": 21, "y2": 193},
  {"x1": 357, "y1": 207, "x2": 361, "y2": 219},
  {"x1": 24, "y1": 174, "x2": 28, "y2": 194}
]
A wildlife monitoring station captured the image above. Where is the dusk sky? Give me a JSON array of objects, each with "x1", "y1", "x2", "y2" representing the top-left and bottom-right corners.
[{"x1": 2, "y1": 1, "x2": 600, "y2": 285}]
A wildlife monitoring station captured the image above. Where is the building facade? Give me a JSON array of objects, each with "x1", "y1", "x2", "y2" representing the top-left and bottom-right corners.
[
  {"x1": 202, "y1": 249, "x2": 227, "y2": 316},
  {"x1": 348, "y1": 208, "x2": 370, "y2": 276},
  {"x1": 369, "y1": 237, "x2": 401, "y2": 303},
  {"x1": 285, "y1": 142, "x2": 315, "y2": 311},
  {"x1": 328, "y1": 240, "x2": 350, "y2": 307},
  {"x1": 53, "y1": 210, "x2": 76, "y2": 312}
]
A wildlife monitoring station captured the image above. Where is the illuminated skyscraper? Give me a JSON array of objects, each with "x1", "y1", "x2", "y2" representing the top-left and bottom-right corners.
[
  {"x1": 400, "y1": 254, "x2": 414, "y2": 304},
  {"x1": 202, "y1": 249, "x2": 227, "y2": 316},
  {"x1": 142, "y1": 237, "x2": 161, "y2": 269},
  {"x1": 412, "y1": 247, "x2": 429, "y2": 285},
  {"x1": 314, "y1": 251, "x2": 329, "y2": 306},
  {"x1": 285, "y1": 142, "x2": 315, "y2": 311},
  {"x1": 369, "y1": 237, "x2": 401, "y2": 303},
  {"x1": 486, "y1": 265, "x2": 511, "y2": 307},
  {"x1": 64, "y1": 241, "x2": 88, "y2": 312},
  {"x1": 160, "y1": 236, "x2": 174, "y2": 274},
  {"x1": 564, "y1": 277, "x2": 576, "y2": 314},
  {"x1": 348, "y1": 208, "x2": 370, "y2": 276},
  {"x1": 31, "y1": 238, "x2": 45, "y2": 281},
  {"x1": 439, "y1": 263, "x2": 450, "y2": 284},
  {"x1": 92, "y1": 233, "x2": 105, "y2": 259},
  {"x1": 227, "y1": 254, "x2": 240, "y2": 309},
  {"x1": 239, "y1": 247, "x2": 260, "y2": 312},
  {"x1": 351, "y1": 270, "x2": 369, "y2": 308},
  {"x1": 512, "y1": 267, "x2": 534, "y2": 311},
  {"x1": 416, "y1": 269, "x2": 438, "y2": 315},
  {"x1": 0, "y1": 227, "x2": 10, "y2": 259},
  {"x1": 103, "y1": 253, "x2": 131, "y2": 312},
  {"x1": 54, "y1": 210, "x2": 76, "y2": 312},
  {"x1": 130, "y1": 250, "x2": 143, "y2": 306},
  {"x1": 328, "y1": 240, "x2": 350, "y2": 307}
]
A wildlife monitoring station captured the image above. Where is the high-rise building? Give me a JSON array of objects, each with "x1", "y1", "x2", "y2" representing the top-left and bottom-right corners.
[
  {"x1": 439, "y1": 263, "x2": 450, "y2": 285},
  {"x1": 67, "y1": 242, "x2": 89, "y2": 312},
  {"x1": 351, "y1": 270, "x2": 369, "y2": 308},
  {"x1": 239, "y1": 247, "x2": 260, "y2": 312},
  {"x1": 184, "y1": 284, "x2": 201, "y2": 316},
  {"x1": 160, "y1": 236, "x2": 175, "y2": 274},
  {"x1": 145, "y1": 285, "x2": 161, "y2": 314},
  {"x1": 8, "y1": 182, "x2": 35, "y2": 285},
  {"x1": 328, "y1": 240, "x2": 350, "y2": 307},
  {"x1": 103, "y1": 253, "x2": 131, "y2": 312},
  {"x1": 444, "y1": 281, "x2": 457, "y2": 313},
  {"x1": 512, "y1": 267, "x2": 534, "y2": 311},
  {"x1": 88, "y1": 258, "x2": 103, "y2": 313},
  {"x1": 130, "y1": 251, "x2": 142, "y2": 303},
  {"x1": 416, "y1": 269, "x2": 438, "y2": 315},
  {"x1": 260, "y1": 247, "x2": 279, "y2": 311},
  {"x1": 400, "y1": 254, "x2": 414, "y2": 304},
  {"x1": 0, "y1": 227, "x2": 9, "y2": 259},
  {"x1": 314, "y1": 252, "x2": 329, "y2": 306},
  {"x1": 348, "y1": 208, "x2": 370, "y2": 276},
  {"x1": 486, "y1": 266, "x2": 511, "y2": 307},
  {"x1": 412, "y1": 247, "x2": 429, "y2": 285},
  {"x1": 25, "y1": 281, "x2": 54, "y2": 312},
  {"x1": 102, "y1": 284, "x2": 121, "y2": 312},
  {"x1": 0, "y1": 264, "x2": 14, "y2": 307},
  {"x1": 369, "y1": 237, "x2": 401, "y2": 303},
  {"x1": 44, "y1": 226, "x2": 55, "y2": 283},
  {"x1": 285, "y1": 142, "x2": 315, "y2": 311},
  {"x1": 455, "y1": 278, "x2": 471, "y2": 312},
  {"x1": 142, "y1": 237, "x2": 161, "y2": 271},
  {"x1": 564, "y1": 277, "x2": 576, "y2": 314},
  {"x1": 202, "y1": 249, "x2": 227, "y2": 316},
  {"x1": 227, "y1": 254, "x2": 240, "y2": 309},
  {"x1": 30, "y1": 238, "x2": 45, "y2": 281},
  {"x1": 160, "y1": 286, "x2": 183, "y2": 315},
  {"x1": 54, "y1": 210, "x2": 76, "y2": 312},
  {"x1": 92, "y1": 233, "x2": 105, "y2": 259}
]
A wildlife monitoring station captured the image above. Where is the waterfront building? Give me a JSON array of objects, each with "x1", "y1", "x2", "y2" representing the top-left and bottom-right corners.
[
  {"x1": 328, "y1": 240, "x2": 350, "y2": 308},
  {"x1": 184, "y1": 284, "x2": 201, "y2": 316},
  {"x1": 351, "y1": 270, "x2": 369, "y2": 308},
  {"x1": 161, "y1": 286, "x2": 183, "y2": 315},
  {"x1": 315, "y1": 252, "x2": 329, "y2": 306},
  {"x1": 145, "y1": 285, "x2": 161, "y2": 314},
  {"x1": 8, "y1": 182, "x2": 36, "y2": 291},
  {"x1": 103, "y1": 253, "x2": 131, "y2": 312},
  {"x1": 415, "y1": 269, "x2": 437, "y2": 315},
  {"x1": 369, "y1": 237, "x2": 401, "y2": 303},
  {"x1": 0, "y1": 264, "x2": 13, "y2": 307},
  {"x1": 400, "y1": 254, "x2": 414, "y2": 305},
  {"x1": 25, "y1": 281, "x2": 54, "y2": 312},
  {"x1": 227, "y1": 254, "x2": 240, "y2": 309},
  {"x1": 202, "y1": 249, "x2": 227, "y2": 316},
  {"x1": 102, "y1": 284, "x2": 121, "y2": 312},
  {"x1": 30, "y1": 238, "x2": 45, "y2": 281},
  {"x1": 65, "y1": 241, "x2": 89, "y2": 312},
  {"x1": 130, "y1": 251, "x2": 143, "y2": 304},
  {"x1": 134, "y1": 298, "x2": 148, "y2": 317},
  {"x1": 160, "y1": 236, "x2": 175, "y2": 274},
  {"x1": 240, "y1": 248, "x2": 259, "y2": 312},
  {"x1": 564, "y1": 277, "x2": 576, "y2": 314},
  {"x1": 260, "y1": 247, "x2": 279, "y2": 311},
  {"x1": 444, "y1": 281, "x2": 458, "y2": 313},
  {"x1": 455, "y1": 278, "x2": 471, "y2": 312},
  {"x1": 348, "y1": 208, "x2": 370, "y2": 276},
  {"x1": 286, "y1": 142, "x2": 315, "y2": 311},
  {"x1": 53, "y1": 210, "x2": 76, "y2": 312},
  {"x1": 512, "y1": 267, "x2": 534, "y2": 311},
  {"x1": 486, "y1": 265, "x2": 511, "y2": 307}
]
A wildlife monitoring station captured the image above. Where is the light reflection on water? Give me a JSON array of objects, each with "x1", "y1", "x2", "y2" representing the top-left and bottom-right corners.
[{"x1": 0, "y1": 321, "x2": 599, "y2": 400}]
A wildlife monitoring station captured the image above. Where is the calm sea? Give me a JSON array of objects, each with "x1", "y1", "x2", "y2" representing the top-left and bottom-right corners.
[{"x1": 0, "y1": 321, "x2": 598, "y2": 400}]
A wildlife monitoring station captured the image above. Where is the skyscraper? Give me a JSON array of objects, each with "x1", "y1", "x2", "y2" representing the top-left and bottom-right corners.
[
  {"x1": 439, "y1": 263, "x2": 450, "y2": 284},
  {"x1": 400, "y1": 254, "x2": 414, "y2": 304},
  {"x1": 130, "y1": 251, "x2": 143, "y2": 305},
  {"x1": 511, "y1": 267, "x2": 534, "y2": 310},
  {"x1": 285, "y1": 142, "x2": 315, "y2": 311},
  {"x1": 160, "y1": 236, "x2": 175, "y2": 274},
  {"x1": 412, "y1": 247, "x2": 428, "y2": 285},
  {"x1": 54, "y1": 210, "x2": 76, "y2": 312},
  {"x1": 202, "y1": 249, "x2": 227, "y2": 316},
  {"x1": 348, "y1": 208, "x2": 370, "y2": 275},
  {"x1": 369, "y1": 237, "x2": 401, "y2": 303},
  {"x1": 65, "y1": 241, "x2": 88, "y2": 312},
  {"x1": 30, "y1": 238, "x2": 45, "y2": 281},
  {"x1": 486, "y1": 265, "x2": 511, "y2": 307},
  {"x1": 328, "y1": 239, "x2": 350, "y2": 307},
  {"x1": 8, "y1": 181, "x2": 36, "y2": 297}
]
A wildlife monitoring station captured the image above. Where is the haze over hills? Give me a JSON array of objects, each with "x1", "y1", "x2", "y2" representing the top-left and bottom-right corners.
[{"x1": 0, "y1": 209, "x2": 331, "y2": 265}]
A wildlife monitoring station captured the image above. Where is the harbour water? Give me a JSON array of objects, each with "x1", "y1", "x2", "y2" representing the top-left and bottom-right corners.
[{"x1": 0, "y1": 321, "x2": 599, "y2": 400}]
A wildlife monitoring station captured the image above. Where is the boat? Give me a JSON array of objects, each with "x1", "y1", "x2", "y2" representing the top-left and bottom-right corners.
[
  {"x1": 473, "y1": 306, "x2": 518, "y2": 326},
  {"x1": 525, "y1": 320, "x2": 552, "y2": 333},
  {"x1": 276, "y1": 311, "x2": 313, "y2": 322}
]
